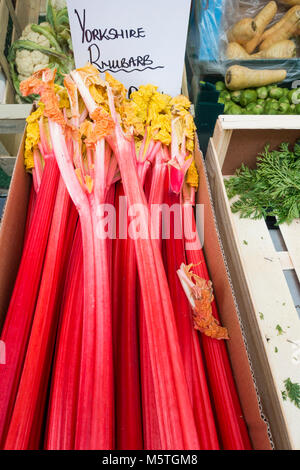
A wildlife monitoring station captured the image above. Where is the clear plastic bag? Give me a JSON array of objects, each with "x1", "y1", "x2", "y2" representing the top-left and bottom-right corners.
[{"x1": 186, "y1": 0, "x2": 300, "y2": 91}]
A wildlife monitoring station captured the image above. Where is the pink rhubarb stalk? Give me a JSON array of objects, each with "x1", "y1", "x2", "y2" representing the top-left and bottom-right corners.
[
  {"x1": 112, "y1": 181, "x2": 143, "y2": 450},
  {"x1": 45, "y1": 223, "x2": 83, "y2": 450},
  {"x1": 163, "y1": 184, "x2": 220, "y2": 450},
  {"x1": 4, "y1": 179, "x2": 77, "y2": 449},
  {"x1": 102, "y1": 83, "x2": 199, "y2": 449},
  {"x1": 0, "y1": 155, "x2": 60, "y2": 447}
]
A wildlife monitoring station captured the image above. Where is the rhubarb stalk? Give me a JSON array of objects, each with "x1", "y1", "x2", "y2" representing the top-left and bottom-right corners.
[
  {"x1": 4, "y1": 178, "x2": 77, "y2": 449},
  {"x1": 45, "y1": 223, "x2": 83, "y2": 450},
  {"x1": 0, "y1": 155, "x2": 60, "y2": 447},
  {"x1": 102, "y1": 79, "x2": 199, "y2": 449}
]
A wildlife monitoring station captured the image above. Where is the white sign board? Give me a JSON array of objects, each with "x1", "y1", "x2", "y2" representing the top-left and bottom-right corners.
[{"x1": 66, "y1": 0, "x2": 191, "y2": 96}]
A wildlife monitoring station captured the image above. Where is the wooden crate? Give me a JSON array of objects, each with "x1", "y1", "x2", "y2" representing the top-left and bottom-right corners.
[
  {"x1": 206, "y1": 115, "x2": 300, "y2": 450},
  {"x1": 0, "y1": 1, "x2": 46, "y2": 168},
  {"x1": 0, "y1": 0, "x2": 47, "y2": 105}
]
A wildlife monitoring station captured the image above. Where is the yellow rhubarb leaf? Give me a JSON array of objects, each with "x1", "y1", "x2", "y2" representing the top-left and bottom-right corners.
[
  {"x1": 24, "y1": 102, "x2": 45, "y2": 171},
  {"x1": 186, "y1": 160, "x2": 199, "y2": 190},
  {"x1": 89, "y1": 84, "x2": 109, "y2": 111},
  {"x1": 171, "y1": 95, "x2": 192, "y2": 116},
  {"x1": 121, "y1": 101, "x2": 145, "y2": 136},
  {"x1": 130, "y1": 84, "x2": 157, "y2": 123},
  {"x1": 150, "y1": 114, "x2": 172, "y2": 146},
  {"x1": 54, "y1": 84, "x2": 70, "y2": 109}
]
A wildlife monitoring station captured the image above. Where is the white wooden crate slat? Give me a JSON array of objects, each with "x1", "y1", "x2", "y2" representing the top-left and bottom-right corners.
[
  {"x1": 219, "y1": 115, "x2": 300, "y2": 130},
  {"x1": 280, "y1": 221, "x2": 300, "y2": 281},
  {"x1": 229, "y1": 210, "x2": 300, "y2": 449}
]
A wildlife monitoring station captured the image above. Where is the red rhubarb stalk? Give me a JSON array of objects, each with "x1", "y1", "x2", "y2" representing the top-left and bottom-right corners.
[
  {"x1": 24, "y1": 70, "x2": 115, "y2": 449},
  {"x1": 112, "y1": 182, "x2": 143, "y2": 450},
  {"x1": 163, "y1": 186, "x2": 220, "y2": 450},
  {"x1": 23, "y1": 183, "x2": 37, "y2": 245},
  {"x1": 71, "y1": 68, "x2": 200, "y2": 448},
  {"x1": 4, "y1": 178, "x2": 77, "y2": 449},
  {"x1": 139, "y1": 147, "x2": 167, "y2": 450},
  {"x1": 102, "y1": 84, "x2": 199, "y2": 449},
  {"x1": 0, "y1": 156, "x2": 60, "y2": 447},
  {"x1": 45, "y1": 223, "x2": 83, "y2": 450}
]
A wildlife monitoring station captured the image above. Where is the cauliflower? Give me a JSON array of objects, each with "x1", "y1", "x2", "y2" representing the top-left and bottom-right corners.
[
  {"x1": 15, "y1": 23, "x2": 52, "y2": 81},
  {"x1": 51, "y1": 0, "x2": 67, "y2": 10},
  {"x1": 9, "y1": 2, "x2": 74, "y2": 102}
]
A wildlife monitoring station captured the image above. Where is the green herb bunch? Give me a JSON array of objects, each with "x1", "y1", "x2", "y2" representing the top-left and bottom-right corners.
[
  {"x1": 282, "y1": 378, "x2": 300, "y2": 409},
  {"x1": 225, "y1": 142, "x2": 300, "y2": 225}
]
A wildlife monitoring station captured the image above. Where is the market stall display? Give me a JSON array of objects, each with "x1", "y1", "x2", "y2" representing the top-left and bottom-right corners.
[
  {"x1": 186, "y1": 0, "x2": 300, "y2": 101},
  {"x1": 0, "y1": 0, "x2": 299, "y2": 454},
  {"x1": 0, "y1": 65, "x2": 271, "y2": 450}
]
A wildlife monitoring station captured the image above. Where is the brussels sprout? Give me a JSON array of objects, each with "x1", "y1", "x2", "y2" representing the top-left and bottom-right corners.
[
  {"x1": 282, "y1": 88, "x2": 290, "y2": 97},
  {"x1": 240, "y1": 89, "x2": 257, "y2": 107},
  {"x1": 279, "y1": 96, "x2": 290, "y2": 104},
  {"x1": 264, "y1": 101, "x2": 279, "y2": 114},
  {"x1": 231, "y1": 90, "x2": 242, "y2": 104},
  {"x1": 219, "y1": 90, "x2": 231, "y2": 103},
  {"x1": 278, "y1": 102, "x2": 290, "y2": 115},
  {"x1": 227, "y1": 103, "x2": 243, "y2": 115},
  {"x1": 215, "y1": 81, "x2": 226, "y2": 92},
  {"x1": 268, "y1": 87, "x2": 283, "y2": 100},
  {"x1": 252, "y1": 104, "x2": 264, "y2": 115},
  {"x1": 256, "y1": 87, "x2": 268, "y2": 100}
]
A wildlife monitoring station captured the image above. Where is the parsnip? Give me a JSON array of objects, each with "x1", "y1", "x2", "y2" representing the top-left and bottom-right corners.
[
  {"x1": 227, "y1": 40, "x2": 296, "y2": 60},
  {"x1": 227, "y1": 18, "x2": 257, "y2": 45},
  {"x1": 226, "y1": 42, "x2": 250, "y2": 59},
  {"x1": 225, "y1": 65, "x2": 287, "y2": 90},
  {"x1": 260, "y1": 5, "x2": 300, "y2": 41},
  {"x1": 244, "y1": 1, "x2": 278, "y2": 54},
  {"x1": 259, "y1": 6, "x2": 300, "y2": 50},
  {"x1": 252, "y1": 40, "x2": 296, "y2": 58},
  {"x1": 279, "y1": 0, "x2": 300, "y2": 6}
]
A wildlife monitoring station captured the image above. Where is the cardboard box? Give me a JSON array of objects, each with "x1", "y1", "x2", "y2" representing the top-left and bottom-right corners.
[
  {"x1": 0, "y1": 132, "x2": 271, "y2": 450},
  {"x1": 206, "y1": 115, "x2": 300, "y2": 450}
]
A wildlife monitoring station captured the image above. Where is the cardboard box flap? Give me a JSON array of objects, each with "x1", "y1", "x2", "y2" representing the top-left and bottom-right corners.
[
  {"x1": 0, "y1": 134, "x2": 31, "y2": 329},
  {"x1": 195, "y1": 140, "x2": 272, "y2": 450}
]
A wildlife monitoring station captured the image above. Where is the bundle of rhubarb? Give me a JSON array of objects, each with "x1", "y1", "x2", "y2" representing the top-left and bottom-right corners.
[{"x1": 0, "y1": 64, "x2": 252, "y2": 450}]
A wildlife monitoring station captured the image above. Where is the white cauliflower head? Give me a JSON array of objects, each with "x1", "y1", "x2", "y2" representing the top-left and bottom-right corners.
[
  {"x1": 51, "y1": 0, "x2": 67, "y2": 10},
  {"x1": 20, "y1": 23, "x2": 51, "y2": 47},
  {"x1": 16, "y1": 23, "x2": 51, "y2": 80}
]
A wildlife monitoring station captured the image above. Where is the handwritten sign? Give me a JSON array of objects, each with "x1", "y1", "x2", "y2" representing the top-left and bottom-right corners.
[{"x1": 66, "y1": 0, "x2": 191, "y2": 96}]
